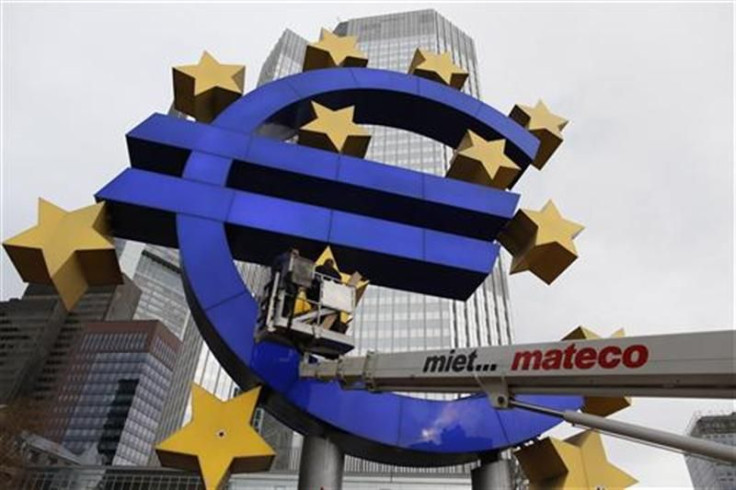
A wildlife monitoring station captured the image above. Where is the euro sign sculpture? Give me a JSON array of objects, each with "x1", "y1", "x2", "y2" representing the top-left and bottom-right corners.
[{"x1": 94, "y1": 67, "x2": 582, "y2": 464}]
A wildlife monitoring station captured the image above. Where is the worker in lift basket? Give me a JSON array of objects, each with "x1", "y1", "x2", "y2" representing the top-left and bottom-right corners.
[
  {"x1": 316, "y1": 258, "x2": 341, "y2": 282},
  {"x1": 307, "y1": 258, "x2": 340, "y2": 304}
]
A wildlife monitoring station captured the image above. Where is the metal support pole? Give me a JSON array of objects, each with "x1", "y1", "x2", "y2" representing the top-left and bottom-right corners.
[
  {"x1": 510, "y1": 399, "x2": 736, "y2": 464},
  {"x1": 298, "y1": 434, "x2": 344, "y2": 490},
  {"x1": 471, "y1": 454, "x2": 513, "y2": 490}
]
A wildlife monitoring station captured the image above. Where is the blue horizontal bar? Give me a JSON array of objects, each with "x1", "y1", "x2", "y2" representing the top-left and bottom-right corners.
[
  {"x1": 127, "y1": 113, "x2": 519, "y2": 240},
  {"x1": 96, "y1": 168, "x2": 497, "y2": 299}
]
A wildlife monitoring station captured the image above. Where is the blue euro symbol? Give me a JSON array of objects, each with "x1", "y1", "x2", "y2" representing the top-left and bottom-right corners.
[{"x1": 97, "y1": 68, "x2": 580, "y2": 464}]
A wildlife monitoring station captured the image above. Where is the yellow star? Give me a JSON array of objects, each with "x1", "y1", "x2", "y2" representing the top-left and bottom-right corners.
[
  {"x1": 563, "y1": 327, "x2": 632, "y2": 416},
  {"x1": 298, "y1": 102, "x2": 371, "y2": 157},
  {"x1": 498, "y1": 200, "x2": 584, "y2": 284},
  {"x1": 173, "y1": 51, "x2": 245, "y2": 123},
  {"x1": 303, "y1": 29, "x2": 368, "y2": 71},
  {"x1": 156, "y1": 385, "x2": 275, "y2": 490},
  {"x1": 2, "y1": 199, "x2": 122, "y2": 310},
  {"x1": 446, "y1": 131, "x2": 521, "y2": 189},
  {"x1": 516, "y1": 430, "x2": 637, "y2": 490},
  {"x1": 408, "y1": 49, "x2": 468, "y2": 90},
  {"x1": 509, "y1": 100, "x2": 568, "y2": 170}
]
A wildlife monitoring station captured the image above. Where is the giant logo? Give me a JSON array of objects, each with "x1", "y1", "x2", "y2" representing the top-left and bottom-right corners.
[{"x1": 96, "y1": 68, "x2": 582, "y2": 465}]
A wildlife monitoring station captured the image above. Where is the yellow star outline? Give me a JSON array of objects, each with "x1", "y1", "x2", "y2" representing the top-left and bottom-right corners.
[
  {"x1": 173, "y1": 51, "x2": 245, "y2": 123},
  {"x1": 509, "y1": 100, "x2": 568, "y2": 170},
  {"x1": 563, "y1": 326, "x2": 632, "y2": 416},
  {"x1": 516, "y1": 430, "x2": 637, "y2": 490},
  {"x1": 156, "y1": 385, "x2": 275, "y2": 490},
  {"x1": 2, "y1": 199, "x2": 122, "y2": 310},
  {"x1": 408, "y1": 48, "x2": 468, "y2": 90},
  {"x1": 498, "y1": 200, "x2": 584, "y2": 284},
  {"x1": 446, "y1": 130, "x2": 521, "y2": 189},
  {"x1": 298, "y1": 102, "x2": 371, "y2": 157},
  {"x1": 303, "y1": 29, "x2": 368, "y2": 71}
]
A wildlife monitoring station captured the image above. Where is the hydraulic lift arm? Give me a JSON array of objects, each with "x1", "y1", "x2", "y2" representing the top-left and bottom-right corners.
[{"x1": 300, "y1": 329, "x2": 736, "y2": 463}]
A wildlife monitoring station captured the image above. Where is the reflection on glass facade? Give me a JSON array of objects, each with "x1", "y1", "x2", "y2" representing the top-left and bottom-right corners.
[
  {"x1": 49, "y1": 321, "x2": 180, "y2": 466},
  {"x1": 685, "y1": 412, "x2": 736, "y2": 489}
]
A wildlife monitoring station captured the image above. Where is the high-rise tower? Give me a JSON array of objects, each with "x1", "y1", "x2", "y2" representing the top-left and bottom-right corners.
[
  {"x1": 261, "y1": 11, "x2": 514, "y2": 364},
  {"x1": 256, "y1": 10, "x2": 515, "y2": 479},
  {"x1": 334, "y1": 10, "x2": 514, "y2": 355}
]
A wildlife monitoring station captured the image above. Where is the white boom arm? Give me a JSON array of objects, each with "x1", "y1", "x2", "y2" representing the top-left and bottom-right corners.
[
  {"x1": 300, "y1": 330, "x2": 736, "y2": 398},
  {"x1": 300, "y1": 329, "x2": 736, "y2": 464}
]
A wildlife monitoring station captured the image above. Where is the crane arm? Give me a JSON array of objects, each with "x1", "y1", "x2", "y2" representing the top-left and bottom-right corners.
[
  {"x1": 299, "y1": 329, "x2": 736, "y2": 464},
  {"x1": 299, "y1": 329, "x2": 736, "y2": 399}
]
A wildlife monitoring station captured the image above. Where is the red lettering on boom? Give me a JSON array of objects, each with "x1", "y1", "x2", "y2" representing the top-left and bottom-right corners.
[
  {"x1": 599, "y1": 346, "x2": 621, "y2": 368},
  {"x1": 511, "y1": 344, "x2": 649, "y2": 371},
  {"x1": 623, "y1": 344, "x2": 648, "y2": 368}
]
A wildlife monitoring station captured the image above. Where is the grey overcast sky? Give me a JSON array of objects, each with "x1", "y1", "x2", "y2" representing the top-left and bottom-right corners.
[{"x1": 1, "y1": 2, "x2": 734, "y2": 488}]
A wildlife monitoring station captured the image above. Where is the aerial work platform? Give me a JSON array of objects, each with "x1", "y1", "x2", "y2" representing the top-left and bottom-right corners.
[{"x1": 300, "y1": 328, "x2": 736, "y2": 464}]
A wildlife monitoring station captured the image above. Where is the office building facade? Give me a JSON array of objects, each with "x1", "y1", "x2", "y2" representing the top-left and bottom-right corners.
[
  {"x1": 48, "y1": 320, "x2": 181, "y2": 466},
  {"x1": 334, "y1": 10, "x2": 514, "y2": 355},
  {"x1": 260, "y1": 10, "x2": 514, "y2": 362},
  {"x1": 253, "y1": 9, "x2": 515, "y2": 481},
  {"x1": 0, "y1": 280, "x2": 141, "y2": 406},
  {"x1": 685, "y1": 412, "x2": 736, "y2": 489}
]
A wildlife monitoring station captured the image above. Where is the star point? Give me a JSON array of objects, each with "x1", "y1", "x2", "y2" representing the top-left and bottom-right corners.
[
  {"x1": 156, "y1": 385, "x2": 275, "y2": 490},
  {"x1": 563, "y1": 326, "x2": 632, "y2": 416},
  {"x1": 303, "y1": 29, "x2": 368, "y2": 71},
  {"x1": 173, "y1": 51, "x2": 245, "y2": 123},
  {"x1": 2, "y1": 199, "x2": 122, "y2": 310},
  {"x1": 298, "y1": 101, "x2": 371, "y2": 157},
  {"x1": 408, "y1": 49, "x2": 468, "y2": 90},
  {"x1": 446, "y1": 130, "x2": 521, "y2": 189},
  {"x1": 498, "y1": 200, "x2": 584, "y2": 284},
  {"x1": 510, "y1": 100, "x2": 568, "y2": 169},
  {"x1": 516, "y1": 430, "x2": 637, "y2": 490}
]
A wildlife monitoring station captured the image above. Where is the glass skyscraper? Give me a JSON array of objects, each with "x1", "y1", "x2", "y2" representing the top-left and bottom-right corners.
[
  {"x1": 0, "y1": 280, "x2": 141, "y2": 406},
  {"x1": 335, "y1": 10, "x2": 514, "y2": 355},
  {"x1": 51, "y1": 320, "x2": 180, "y2": 466},
  {"x1": 260, "y1": 11, "x2": 514, "y2": 366},
  {"x1": 255, "y1": 9, "x2": 516, "y2": 479},
  {"x1": 685, "y1": 412, "x2": 736, "y2": 489}
]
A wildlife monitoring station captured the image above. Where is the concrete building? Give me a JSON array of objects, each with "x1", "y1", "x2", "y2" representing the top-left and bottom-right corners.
[{"x1": 685, "y1": 412, "x2": 736, "y2": 490}]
